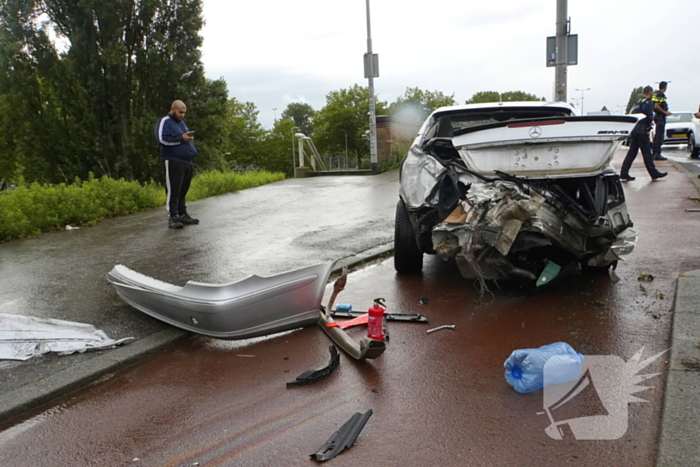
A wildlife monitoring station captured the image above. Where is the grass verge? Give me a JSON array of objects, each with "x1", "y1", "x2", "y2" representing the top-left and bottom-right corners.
[{"x1": 0, "y1": 170, "x2": 284, "y2": 242}]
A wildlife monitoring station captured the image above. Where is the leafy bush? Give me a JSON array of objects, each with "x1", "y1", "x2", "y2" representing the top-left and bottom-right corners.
[
  {"x1": 0, "y1": 170, "x2": 284, "y2": 242},
  {"x1": 187, "y1": 170, "x2": 284, "y2": 200}
]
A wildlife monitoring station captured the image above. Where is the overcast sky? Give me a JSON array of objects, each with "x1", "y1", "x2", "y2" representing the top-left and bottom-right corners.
[{"x1": 201, "y1": 0, "x2": 700, "y2": 129}]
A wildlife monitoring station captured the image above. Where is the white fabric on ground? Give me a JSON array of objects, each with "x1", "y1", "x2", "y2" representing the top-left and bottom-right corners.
[{"x1": 0, "y1": 313, "x2": 132, "y2": 361}]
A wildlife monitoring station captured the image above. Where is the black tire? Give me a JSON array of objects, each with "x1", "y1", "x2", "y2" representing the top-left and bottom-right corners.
[
  {"x1": 688, "y1": 133, "x2": 700, "y2": 159},
  {"x1": 394, "y1": 199, "x2": 423, "y2": 274}
]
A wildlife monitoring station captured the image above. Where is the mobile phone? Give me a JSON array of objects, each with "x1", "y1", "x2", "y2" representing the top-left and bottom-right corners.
[{"x1": 187, "y1": 131, "x2": 195, "y2": 136}]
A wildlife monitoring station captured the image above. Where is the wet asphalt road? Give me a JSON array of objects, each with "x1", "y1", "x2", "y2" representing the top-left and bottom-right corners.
[
  {"x1": 0, "y1": 149, "x2": 699, "y2": 466},
  {"x1": 0, "y1": 171, "x2": 399, "y2": 389}
]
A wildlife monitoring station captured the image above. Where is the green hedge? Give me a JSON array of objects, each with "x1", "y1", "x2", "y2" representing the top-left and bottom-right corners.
[
  {"x1": 187, "y1": 170, "x2": 285, "y2": 200},
  {"x1": 0, "y1": 170, "x2": 284, "y2": 242}
]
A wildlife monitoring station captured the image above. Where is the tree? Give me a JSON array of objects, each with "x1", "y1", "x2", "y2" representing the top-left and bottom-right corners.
[
  {"x1": 465, "y1": 90, "x2": 545, "y2": 104},
  {"x1": 221, "y1": 98, "x2": 266, "y2": 169},
  {"x1": 389, "y1": 87, "x2": 457, "y2": 123},
  {"x1": 0, "y1": 0, "x2": 67, "y2": 182},
  {"x1": 313, "y1": 84, "x2": 388, "y2": 169},
  {"x1": 280, "y1": 102, "x2": 315, "y2": 136},
  {"x1": 625, "y1": 86, "x2": 644, "y2": 114},
  {"x1": 0, "y1": 0, "x2": 228, "y2": 184},
  {"x1": 260, "y1": 119, "x2": 296, "y2": 176}
]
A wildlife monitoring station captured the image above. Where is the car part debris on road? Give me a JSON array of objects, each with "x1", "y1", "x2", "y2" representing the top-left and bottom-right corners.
[
  {"x1": 426, "y1": 324, "x2": 457, "y2": 334},
  {"x1": 287, "y1": 346, "x2": 340, "y2": 388},
  {"x1": 331, "y1": 309, "x2": 429, "y2": 323},
  {"x1": 106, "y1": 261, "x2": 334, "y2": 339},
  {"x1": 326, "y1": 313, "x2": 369, "y2": 329},
  {"x1": 108, "y1": 259, "x2": 390, "y2": 360},
  {"x1": 319, "y1": 269, "x2": 386, "y2": 360},
  {"x1": 504, "y1": 342, "x2": 584, "y2": 393},
  {"x1": 310, "y1": 409, "x2": 373, "y2": 462}
]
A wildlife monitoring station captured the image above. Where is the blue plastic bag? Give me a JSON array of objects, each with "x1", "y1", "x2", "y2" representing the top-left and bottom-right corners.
[{"x1": 504, "y1": 342, "x2": 584, "y2": 394}]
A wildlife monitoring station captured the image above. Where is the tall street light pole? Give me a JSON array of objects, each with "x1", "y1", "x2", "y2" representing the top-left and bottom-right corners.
[
  {"x1": 554, "y1": 0, "x2": 568, "y2": 102},
  {"x1": 291, "y1": 126, "x2": 299, "y2": 178},
  {"x1": 575, "y1": 88, "x2": 590, "y2": 115},
  {"x1": 341, "y1": 129, "x2": 349, "y2": 169},
  {"x1": 272, "y1": 108, "x2": 277, "y2": 122},
  {"x1": 365, "y1": 0, "x2": 378, "y2": 173}
]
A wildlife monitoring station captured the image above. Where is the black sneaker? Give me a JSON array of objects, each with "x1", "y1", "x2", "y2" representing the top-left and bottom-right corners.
[
  {"x1": 654, "y1": 155, "x2": 668, "y2": 161},
  {"x1": 179, "y1": 213, "x2": 199, "y2": 225},
  {"x1": 652, "y1": 172, "x2": 668, "y2": 180},
  {"x1": 620, "y1": 174, "x2": 636, "y2": 181},
  {"x1": 169, "y1": 216, "x2": 184, "y2": 229}
]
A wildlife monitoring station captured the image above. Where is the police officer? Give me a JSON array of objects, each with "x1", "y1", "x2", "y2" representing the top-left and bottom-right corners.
[
  {"x1": 620, "y1": 86, "x2": 667, "y2": 181},
  {"x1": 652, "y1": 81, "x2": 672, "y2": 161}
]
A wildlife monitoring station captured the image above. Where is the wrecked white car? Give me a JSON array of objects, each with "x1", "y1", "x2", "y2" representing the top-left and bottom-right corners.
[{"x1": 395, "y1": 102, "x2": 639, "y2": 287}]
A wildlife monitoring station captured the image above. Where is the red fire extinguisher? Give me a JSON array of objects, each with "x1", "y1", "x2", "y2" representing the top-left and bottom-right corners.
[{"x1": 367, "y1": 298, "x2": 387, "y2": 341}]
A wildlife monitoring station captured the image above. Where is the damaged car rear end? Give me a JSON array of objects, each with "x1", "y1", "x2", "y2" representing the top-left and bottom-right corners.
[{"x1": 395, "y1": 102, "x2": 639, "y2": 287}]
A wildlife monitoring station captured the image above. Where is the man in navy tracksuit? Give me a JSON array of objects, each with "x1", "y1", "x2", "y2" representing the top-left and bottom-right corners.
[
  {"x1": 619, "y1": 86, "x2": 667, "y2": 182},
  {"x1": 155, "y1": 100, "x2": 199, "y2": 229}
]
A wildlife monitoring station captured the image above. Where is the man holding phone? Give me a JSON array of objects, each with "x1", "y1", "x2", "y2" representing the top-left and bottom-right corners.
[{"x1": 155, "y1": 100, "x2": 200, "y2": 229}]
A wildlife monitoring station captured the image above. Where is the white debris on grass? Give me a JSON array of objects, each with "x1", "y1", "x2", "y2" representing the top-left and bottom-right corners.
[{"x1": 0, "y1": 313, "x2": 132, "y2": 361}]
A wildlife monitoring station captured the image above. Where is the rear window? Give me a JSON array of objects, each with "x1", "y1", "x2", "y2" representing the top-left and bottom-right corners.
[
  {"x1": 425, "y1": 107, "x2": 574, "y2": 138},
  {"x1": 666, "y1": 113, "x2": 693, "y2": 123}
]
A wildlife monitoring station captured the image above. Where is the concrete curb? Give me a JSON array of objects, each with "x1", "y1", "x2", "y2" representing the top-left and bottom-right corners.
[
  {"x1": 333, "y1": 242, "x2": 394, "y2": 276},
  {"x1": 669, "y1": 158, "x2": 700, "y2": 194},
  {"x1": 0, "y1": 242, "x2": 395, "y2": 424},
  {"x1": 656, "y1": 270, "x2": 700, "y2": 466},
  {"x1": 0, "y1": 327, "x2": 189, "y2": 423}
]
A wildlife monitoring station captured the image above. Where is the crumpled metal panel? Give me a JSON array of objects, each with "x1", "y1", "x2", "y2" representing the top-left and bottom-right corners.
[
  {"x1": 433, "y1": 181, "x2": 546, "y2": 257},
  {"x1": 399, "y1": 147, "x2": 445, "y2": 209},
  {"x1": 430, "y1": 177, "x2": 635, "y2": 280}
]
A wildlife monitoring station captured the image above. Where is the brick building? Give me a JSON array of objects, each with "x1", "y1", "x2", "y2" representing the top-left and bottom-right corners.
[{"x1": 375, "y1": 115, "x2": 422, "y2": 165}]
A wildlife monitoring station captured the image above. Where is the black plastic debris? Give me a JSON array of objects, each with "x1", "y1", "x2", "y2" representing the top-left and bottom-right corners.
[
  {"x1": 286, "y1": 346, "x2": 340, "y2": 388},
  {"x1": 310, "y1": 409, "x2": 373, "y2": 462},
  {"x1": 331, "y1": 309, "x2": 429, "y2": 323},
  {"x1": 418, "y1": 296, "x2": 429, "y2": 305}
]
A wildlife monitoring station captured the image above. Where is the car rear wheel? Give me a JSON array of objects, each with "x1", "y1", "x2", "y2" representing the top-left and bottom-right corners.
[
  {"x1": 689, "y1": 133, "x2": 700, "y2": 159},
  {"x1": 394, "y1": 199, "x2": 423, "y2": 274}
]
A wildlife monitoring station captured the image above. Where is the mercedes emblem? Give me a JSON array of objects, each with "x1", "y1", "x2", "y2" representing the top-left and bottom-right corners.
[{"x1": 529, "y1": 126, "x2": 542, "y2": 138}]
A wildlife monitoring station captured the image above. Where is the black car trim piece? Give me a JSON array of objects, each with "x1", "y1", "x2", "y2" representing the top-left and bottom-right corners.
[
  {"x1": 330, "y1": 310, "x2": 429, "y2": 323},
  {"x1": 310, "y1": 410, "x2": 374, "y2": 462},
  {"x1": 286, "y1": 345, "x2": 340, "y2": 388}
]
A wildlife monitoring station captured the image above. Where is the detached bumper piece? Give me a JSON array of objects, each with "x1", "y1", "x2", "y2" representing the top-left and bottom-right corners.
[
  {"x1": 318, "y1": 311, "x2": 386, "y2": 360},
  {"x1": 310, "y1": 409, "x2": 373, "y2": 462},
  {"x1": 319, "y1": 268, "x2": 386, "y2": 360},
  {"x1": 105, "y1": 261, "x2": 335, "y2": 340},
  {"x1": 286, "y1": 345, "x2": 340, "y2": 388}
]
